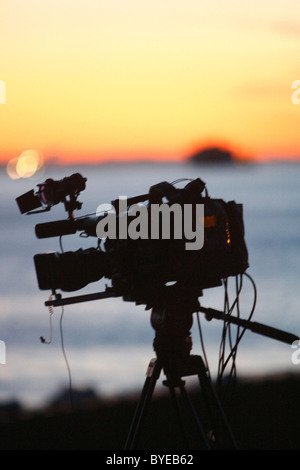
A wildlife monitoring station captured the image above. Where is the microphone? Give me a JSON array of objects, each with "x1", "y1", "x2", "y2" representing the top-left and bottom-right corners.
[
  {"x1": 35, "y1": 215, "x2": 106, "y2": 239},
  {"x1": 35, "y1": 219, "x2": 77, "y2": 238}
]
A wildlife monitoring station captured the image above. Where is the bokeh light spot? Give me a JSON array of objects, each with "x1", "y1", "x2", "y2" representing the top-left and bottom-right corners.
[
  {"x1": 6, "y1": 157, "x2": 20, "y2": 179},
  {"x1": 6, "y1": 149, "x2": 44, "y2": 179}
]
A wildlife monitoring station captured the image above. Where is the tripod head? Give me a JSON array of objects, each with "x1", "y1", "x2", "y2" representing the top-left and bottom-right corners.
[
  {"x1": 151, "y1": 305, "x2": 194, "y2": 359},
  {"x1": 149, "y1": 289, "x2": 200, "y2": 387}
]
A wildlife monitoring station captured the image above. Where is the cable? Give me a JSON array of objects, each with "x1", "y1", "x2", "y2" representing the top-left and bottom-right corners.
[
  {"x1": 219, "y1": 273, "x2": 257, "y2": 379},
  {"x1": 59, "y1": 235, "x2": 64, "y2": 253},
  {"x1": 171, "y1": 178, "x2": 209, "y2": 197},
  {"x1": 196, "y1": 311, "x2": 211, "y2": 378},
  {"x1": 40, "y1": 301, "x2": 74, "y2": 410},
  {"x1": 219, "y1": 276, "x2": 242, "y2": 405},
  {"x1": 75, "y1": 211, "x2": 98, "y2": 219},
  {"x1": 59, "y1": 306, "x2": 74, "y2": 410},
  {"x1": 171, "y1": 178, "x2": 193, "y2": 185},
  {"x1": 40, "y1": 295, "x2": 54, "y2": 344},
  {"x1": 216, "y1": 278, "x2": 231, "y2": 397},
  {"x1": 214, "y1": 273, "x2": 257, "y2": 407}
]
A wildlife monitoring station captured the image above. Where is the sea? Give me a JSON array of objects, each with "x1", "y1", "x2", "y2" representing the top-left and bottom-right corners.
[{"x1": 1, "y1": 160, "x2": 300, "y2": 410}]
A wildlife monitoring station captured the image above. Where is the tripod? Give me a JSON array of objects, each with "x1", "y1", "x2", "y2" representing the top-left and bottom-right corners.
[
  {"x1": 45, "y1": 286, "x2": 298, "y2": 449},
  {"x1": 124, "y1": 306, "x2": 238, "y2": 450}
]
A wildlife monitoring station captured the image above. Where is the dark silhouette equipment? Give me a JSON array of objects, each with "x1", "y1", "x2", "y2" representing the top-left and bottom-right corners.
[{"x1": 16, "y1": 174, "x2": 299, "y2": 449}]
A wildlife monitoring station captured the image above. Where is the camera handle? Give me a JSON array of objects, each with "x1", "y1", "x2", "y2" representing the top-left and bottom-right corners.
[{"x1": 45, "y1": 291, "x2": 299, "y2": 346}]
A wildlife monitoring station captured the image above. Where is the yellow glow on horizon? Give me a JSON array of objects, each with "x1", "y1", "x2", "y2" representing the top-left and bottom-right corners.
[{"x1": 1, "y1": 0, "x2": 300, "y2": 164}]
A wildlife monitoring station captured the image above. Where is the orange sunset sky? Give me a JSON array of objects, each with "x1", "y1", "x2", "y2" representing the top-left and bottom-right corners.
[{"x1": 0, "y1": 0, "x2": 300, "y2": 166}]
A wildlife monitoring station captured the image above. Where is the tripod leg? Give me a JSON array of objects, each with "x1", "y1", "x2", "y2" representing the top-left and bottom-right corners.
[
  {"x1": 196, "y1": 358, "x2": 238, "y2": 449},
  {"x1": 178, "y1": 383, "x2": 211, "y2": 449},
  {"x1": 124, "y1": 359, "x2": 162, "y2": 450},
  {"x1": 167, "y1": 384, "x2": 190, "y2": 449}
]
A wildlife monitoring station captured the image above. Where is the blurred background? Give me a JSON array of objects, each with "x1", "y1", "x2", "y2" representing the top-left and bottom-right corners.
[{"x1": 0, "y1": 0, "x2": 300, "y2": 414}]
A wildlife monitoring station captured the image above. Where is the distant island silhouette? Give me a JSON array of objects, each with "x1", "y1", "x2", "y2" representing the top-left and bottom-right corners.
[{"x1": 187, "y1": 146, "x2": 234, "y2": 164}]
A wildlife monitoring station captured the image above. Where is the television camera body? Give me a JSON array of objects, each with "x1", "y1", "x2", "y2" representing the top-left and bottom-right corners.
[{"x1": 16, "y1": 173, "x2": 249, "y2": 314}]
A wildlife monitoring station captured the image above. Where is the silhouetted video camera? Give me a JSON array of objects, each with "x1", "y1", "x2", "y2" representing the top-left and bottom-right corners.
[{"x1": 16, "y1": 174, "x2": 249, "y2": 312}]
